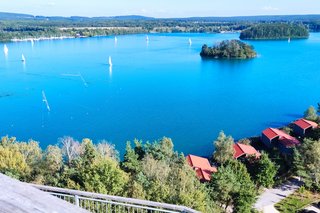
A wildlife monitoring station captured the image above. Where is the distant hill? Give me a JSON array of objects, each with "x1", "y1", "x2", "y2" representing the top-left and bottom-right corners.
[
  {"x1": 0, "y1": 12, "x2": 34, "y2": 20},
  {"x1": 170, "y1": 15, "x2": 320, "y2": 22},
  {"x1": 0, "y1": 12, "x2": 154, "y2": 21},
  {"x1": 94, "y1": 15, "x2": 155, "y2": 20},
  {"x1": 0, "y1": 11, "x2": 320, "y2": 22}
]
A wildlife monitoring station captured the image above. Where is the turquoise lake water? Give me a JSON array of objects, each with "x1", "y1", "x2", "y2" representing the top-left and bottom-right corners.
[{"x1": 0, "y1": 33, "x2": 320, "y2": 156}]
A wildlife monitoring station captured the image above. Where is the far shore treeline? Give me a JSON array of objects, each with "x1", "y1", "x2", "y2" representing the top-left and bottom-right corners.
[
  {"x1": 240, "y1": 23, "x2": 309, "y2": 40},
  {"x1": 0, "y1": 12, "x2": 319, "y2": 42}
]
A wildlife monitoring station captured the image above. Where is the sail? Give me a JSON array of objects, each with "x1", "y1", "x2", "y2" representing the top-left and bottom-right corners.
[
  {"x1": 42, "y1": 91, "x2": 51, "y2": 112},
  {"x1": 21, "y1": 54, "x2": 26, "y2": 62},
  {"x1": 3, "y1": 45, "x2": 8, "y2": 54},
  {"x1": 189, "y1": 38, "x2": 192, "y2": 46},
  {"x1": 109, "y1": 56, "x2": 112, "y2": 66}
]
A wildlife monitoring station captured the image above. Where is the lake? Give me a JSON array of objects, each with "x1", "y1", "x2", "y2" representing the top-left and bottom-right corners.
[{"x1": 0, "y1": 33, "x2": 320, "y2": 156}]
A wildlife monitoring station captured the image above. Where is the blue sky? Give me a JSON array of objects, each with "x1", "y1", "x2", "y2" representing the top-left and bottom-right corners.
[{"x1": 1, "y1": 0, "x2": 320, "y2": 17}]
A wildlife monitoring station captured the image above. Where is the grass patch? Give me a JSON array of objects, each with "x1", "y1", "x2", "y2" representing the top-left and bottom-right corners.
[{"x1": 275, "y1": 188, "x2": 320, "y2": 213}]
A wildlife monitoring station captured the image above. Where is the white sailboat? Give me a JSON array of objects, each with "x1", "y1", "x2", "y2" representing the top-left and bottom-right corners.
[
  {"x1": 288, "y1": 37, "x2": 291, "y2": 43},
  {"x1": 21, "y1": 54, "x2": 26, "y2": 62},
  {"x1": 189, "y1": 38, "x2": 192, "y2": 46},
  {"x1": 31, "y1": 39, "x2": 34, "y2": 46},
  {"x1": 146, "y1": 35, "x2": 149, "y2": 42},
  {"x1": 42, "y1": 90, "x2": 51, "y2": 112},
  {"x1": 109, "y1": 65, "x2": 113, "y2": 77},
  {"x1": 3, "y1": 44, "x2": 8, "y2": 54},
  {"x1": 108, "y1": 56, "x2": 112, "y2": 66},
  {"x1": 114, "y1": 36, "x2": 118, "y2": 43}
]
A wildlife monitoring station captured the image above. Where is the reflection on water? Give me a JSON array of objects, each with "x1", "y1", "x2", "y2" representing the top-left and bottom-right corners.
[{"x1": 201, "y1": 56, "x2": 254, "y2": 73}]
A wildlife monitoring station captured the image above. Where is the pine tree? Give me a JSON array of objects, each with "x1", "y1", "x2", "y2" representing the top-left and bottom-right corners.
[{"x1": 122, "y1": 142, "x2": 141, "y2": 174}]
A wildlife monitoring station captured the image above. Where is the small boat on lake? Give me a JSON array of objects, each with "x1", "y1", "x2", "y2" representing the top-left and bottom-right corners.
[
  {"x1": 189, "y1": 38, "x2": 192, "y2": 46},
  {"x1": 3, "y1": 45, "x2": 8, "y2": 54},
  {"x1": 42, "y1": 90, "x2": 51, "y2": 112},
  {"x1": 108, "y1": 56, "x2": 112, "y2": 66},
  {"x1": 21, "y1": 54, "x2": 26, "y2": 62}
]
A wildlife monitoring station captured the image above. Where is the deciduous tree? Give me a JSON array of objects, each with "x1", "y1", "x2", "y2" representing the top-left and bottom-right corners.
[{"x1": 213, "y1": 131, "x2": 235, "y2": 165}]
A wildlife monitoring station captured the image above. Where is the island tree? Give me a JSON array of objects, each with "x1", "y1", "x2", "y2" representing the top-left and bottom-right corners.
[
  {"x1": 240, "y1": 23, "x2": 309, "y2": 40},
  {"x1": 200, "y1": 40, "x2": 257, "y2": 59}
]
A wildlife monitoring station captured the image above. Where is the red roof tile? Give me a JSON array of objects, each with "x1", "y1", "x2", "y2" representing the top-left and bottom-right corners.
[
  {"x1": 186, "y1": 154, "x2": 217, "y2": 181},
  {"x1": 262, "y1": 128, "x2": 300, "y2": 148},
  {"x1": 233, "y1": 143, "x2": 261, "y2": 159},
  {"x1": 262, "y1": 128, "x2": 279, "y2": 140},
  {"x1": 294, "y1": 119, "x2": 318, "y2": 130}
]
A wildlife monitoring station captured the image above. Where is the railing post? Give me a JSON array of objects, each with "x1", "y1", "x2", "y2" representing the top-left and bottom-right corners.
[{"x1": 74, "y1": 195, "x2": 80, "y2": 207}]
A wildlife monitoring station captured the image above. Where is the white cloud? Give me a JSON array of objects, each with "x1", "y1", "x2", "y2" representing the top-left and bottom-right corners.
[{"x1": 262, "y1": 6, "x2": 279, "y2": 11}]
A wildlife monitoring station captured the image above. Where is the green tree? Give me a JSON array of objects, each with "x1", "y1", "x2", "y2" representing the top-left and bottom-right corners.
[
  {"x1": 41, "y1": 145, "x2": 63, "y2": 185},
  {"x1": 122, "y1": 138, "x2": 220, "y2": 212},
  {"x1": 240, "y1": 23, "x2": 309, "y2": 40},
  {"x1": 213, "y1": 131, "x2": 235, "y2": 165},
  {"x1": 17, "y1": 140, "x2": 42, "y2": 180},
  {"x1": 209, "y1": 160, "x2": 257, "y2": 213},
  {"x1": 81, "y1": 159, "x2": 129, "y2": 195},
  {"x1": 200, "y1": 40, "x2": 257, "y2": 59},
  {"x1": 145, "y1": 137, "x2": 175, "y2": 161},
  {"x1": 0, "y1": 145, "x2": 29, "y2": 179},
  {"x1": 304, "y1": 106, "x2": 318, "y2": 121},
  {"x1": 249, "y1": 152, "x2": 278, "y2": 188},
  {"x1": 238, "y1": 138, "x2": 251, "y2": 145},
  {"x1": 80, "y1": 138, "x2": 97, "y2": 166},
  {"x1": 122, "y1": 141, "x2": 141, "y2": 174},
  {"x1": 282, "y1": 127, "x2": 293, "y2": 135},
  {"x1": 293, "y1": 138, "x2": 320, "y2": 191}
]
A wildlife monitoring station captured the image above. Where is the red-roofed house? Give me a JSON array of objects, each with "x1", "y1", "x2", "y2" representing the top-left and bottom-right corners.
[
  {"x1": 233, "y1": 143, "x2": 261, "y2": 159},
  {"x1": 293, "y1": 118, "x2": 318, "y2": 136},
  {"x1": 186, "y1": 154, "x2": 217, "y2": 182},
  {"x1": 262, "y1": 128, "x2": 300, "y2": 154}
]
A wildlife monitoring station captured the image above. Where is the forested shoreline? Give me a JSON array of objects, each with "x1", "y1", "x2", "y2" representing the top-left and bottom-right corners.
[
  {"x1": 1, "y1": 13, "x2": 320, "y2": 42},
  {"x1": 1, "y1": 105, "x2": 320, "y2": 212},
  {"x1": 240, "y1": 23, "x2": 309, "y2": 40}
]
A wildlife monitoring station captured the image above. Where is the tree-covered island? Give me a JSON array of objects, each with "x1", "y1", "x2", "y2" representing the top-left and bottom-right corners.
[
  {"x1": 200, "y1": 40, "x2": 257, "y2": 59},
  {"x1": 240, "y1": 23, "x2": 309, "y2": 40}
]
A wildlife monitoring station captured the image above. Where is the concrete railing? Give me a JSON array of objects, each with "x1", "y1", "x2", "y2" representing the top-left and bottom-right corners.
[{"x1": 31, "y1": 184, "x2": 200, "y2": 213}]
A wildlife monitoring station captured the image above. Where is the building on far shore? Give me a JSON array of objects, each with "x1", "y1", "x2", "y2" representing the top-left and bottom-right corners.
[
  {"x1": 233, "y1": 143, "x2": 261, "y2": 160},
  {"x1": 186, "y1": 154, "x2": 217, "y2": 182},
  {"x1": 261, "y1": 128, "x2": 300, "y2": 154},
  {"x1": 293, "y1": 118, "x2": 318, "y2": 137}
]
